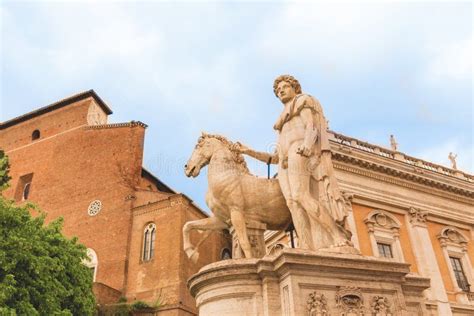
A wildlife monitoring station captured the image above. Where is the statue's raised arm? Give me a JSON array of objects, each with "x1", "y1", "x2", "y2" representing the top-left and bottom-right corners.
[{"x1": 232, "y1": 142, "x2": 279, "y2": 164}]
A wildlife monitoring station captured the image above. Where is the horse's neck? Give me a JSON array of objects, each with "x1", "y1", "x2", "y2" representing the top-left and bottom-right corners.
[
  {"x1": 209, "y1": 148, "x2": 236, "y2": 170},
  {"x1": 208, "y1": 147, "x2": 243, "y2": 179}
]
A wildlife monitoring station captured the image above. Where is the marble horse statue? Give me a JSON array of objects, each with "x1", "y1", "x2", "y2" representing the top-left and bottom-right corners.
[{"x1": 183, "y1": 132, "x2": 291, "y2": 262}]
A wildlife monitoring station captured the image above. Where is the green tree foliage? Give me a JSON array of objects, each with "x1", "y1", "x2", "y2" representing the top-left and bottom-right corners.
[
  {"x1": 0, "y1": 150, "x2": 11, "y2": 191},
  {"x1": 0, "y1": 199, "x2": 96, "y2": 315}
]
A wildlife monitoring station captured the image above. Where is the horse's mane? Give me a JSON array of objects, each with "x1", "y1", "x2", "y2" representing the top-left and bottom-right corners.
[{"x1": 198, "y1": 133, "x2": 250, "y2": 174}]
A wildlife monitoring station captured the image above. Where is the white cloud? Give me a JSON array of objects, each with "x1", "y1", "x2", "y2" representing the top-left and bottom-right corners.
[
  {"x1": 2, "y1": 3, "x2": 164, "y2": 81},
  {"x1": 256, "y1": 3, "x2": 398, "y2": 71},
  {"x1": 424, "y1": 37, "x2": 472, "y2": 82}
]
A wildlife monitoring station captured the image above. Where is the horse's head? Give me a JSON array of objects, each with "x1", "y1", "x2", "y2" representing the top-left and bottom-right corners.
[{"x1": 185, "y1": 132, "x2": 223, "y2": 177}]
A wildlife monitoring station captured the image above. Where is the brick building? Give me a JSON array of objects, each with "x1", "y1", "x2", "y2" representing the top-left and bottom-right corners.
[{"x1": 0, "y1": 91, "x2": 230, "y2": 315}]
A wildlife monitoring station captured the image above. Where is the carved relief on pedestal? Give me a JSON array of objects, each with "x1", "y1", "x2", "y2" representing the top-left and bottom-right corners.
[
  {"x1": 268, "y1": 242, "x2": 287, "y2": 256},
  {"x1": 335, "y1": 286, "x2": 365, "y2": 315},
  {"x1": 371, "y1": 296, "x2": 392, "y2": 316},
  {"x1": 306, "y1": 291, "x2": 328, "y2": 316},
  {"x1": 408, "y1": 207, "x2": 427, "y2": 226}
]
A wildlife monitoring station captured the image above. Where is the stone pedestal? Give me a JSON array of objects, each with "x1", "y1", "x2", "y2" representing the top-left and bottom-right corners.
[
  {"x1": 188, "y1": 248, "x2": 430, "y2": 316},
  {"x1": 230, "y1": 221, "x2": 267, "y2": 259}
]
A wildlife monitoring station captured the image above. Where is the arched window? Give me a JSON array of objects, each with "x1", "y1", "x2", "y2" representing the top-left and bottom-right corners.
[
  {"x1": 82, "y1": 248, "x2": 98, "y2": 282},
  {"x1": 143, "y1": 223, "x2": 156, "y2": 262},
  {"x1": 32, "y1": 130, "x2": 40, "y2": 141},
  {"x1": 221, "y1": 248, "x2": 232, "y2": 260},
  {"x1": 22, "y1": 182, "x2": 31, "y2": 201}
]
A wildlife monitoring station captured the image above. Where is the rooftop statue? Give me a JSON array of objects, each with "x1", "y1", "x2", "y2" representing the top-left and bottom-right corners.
[
  {"x1": 234, "y1": 75, "x2": 354, "y2": 252},
  {"x1": 448, "y1": 152, "x2": 458, "y2": 170},
  {"x1": 390, "y1": 134, "x2": 398, "y2": 151}
]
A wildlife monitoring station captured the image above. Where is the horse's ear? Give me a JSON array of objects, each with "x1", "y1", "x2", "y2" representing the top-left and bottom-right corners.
[{"x1": 201, "y1": 131, "x2": 207, "y2": 137}]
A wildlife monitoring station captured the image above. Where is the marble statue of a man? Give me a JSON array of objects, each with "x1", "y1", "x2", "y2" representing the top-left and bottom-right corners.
[{"x1": 235, "y1": 75, "x2": 353, "y2": 251}]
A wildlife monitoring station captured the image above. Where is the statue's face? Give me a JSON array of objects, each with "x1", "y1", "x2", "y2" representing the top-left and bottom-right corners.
[{"x1": 276, "y1": 80, "x2": 296, "y2": 103}]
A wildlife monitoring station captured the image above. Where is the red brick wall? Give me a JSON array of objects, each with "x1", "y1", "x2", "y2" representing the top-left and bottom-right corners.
[
  {"x1": 1, "y1": 98, "x2": 228, "y2": 313},
  {"x1": 2, "y1": 108, "x2": 146, "y2": 292},
  {"x1": 0, "y1": 98, "x2": 98, "y2": 151},
  {"x1": 127, "y1": 196, "x2": 230, "y2": 313}
]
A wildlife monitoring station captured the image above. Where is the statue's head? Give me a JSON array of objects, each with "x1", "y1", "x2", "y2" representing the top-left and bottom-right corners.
[
  {"x1": 273, "y1": 75, "x2": 302, "y2": 103},
  {"x1": 184, "y1": 132, "x2": 249, "y2": 178}
]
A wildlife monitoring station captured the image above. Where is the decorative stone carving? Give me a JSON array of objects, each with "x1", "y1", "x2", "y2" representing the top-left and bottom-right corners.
[
  {"x1": 437, "y1": 227, "x2": 468, "y2": 250},
  {"x1": 307, "y1": 291, "x2": 328, "y2": 316},
  {"x1": 364, "y1": 211, "x2": 400, "y2": 234},
  {"x1": 188, "y1": 249, "x2": 430, "y2": 316},
  {"x1": 335, "y1": 286, "x2": 365, "y2": 315},
  {"x1": 371, "y1": 296, "x2": 392, "y2": 316},
  {"x1": 342, "y1": 191, "x2": 354, "y2": 212},
  {"x1": 268, "y1": 243, "x2": 287, "y2": 256},
  {"x1": 87, "y1": 200, "x2": 102, "y2": 216},
  {"x1": 408, "y1": 207, "x2": 427, "y2": 226}
]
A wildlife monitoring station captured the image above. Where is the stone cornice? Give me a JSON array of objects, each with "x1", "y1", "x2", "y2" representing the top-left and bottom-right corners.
[
  {"x1": 334, "y1": 162, "x2": 473, "y2": 206},
  {"x1": 132, "y1": 193, "x2": 210, "y2": 219},
  {"x1": 331, "y1": 150, "x2": 474, "y2": 199},
  {"x1": 84, "y1": 120, "x2": 148, "y2": 130},
  {"x1": 132, "y1": 194, "x2": 189, "y2": 216},
  {"x1": 329, "y1": 131, "x2": 473, "y2": 184}
]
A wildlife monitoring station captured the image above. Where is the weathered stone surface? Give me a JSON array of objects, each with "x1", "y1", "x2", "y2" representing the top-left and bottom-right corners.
[{"x1": 188, "y1": 248, "x2": 430, "y2": 316}]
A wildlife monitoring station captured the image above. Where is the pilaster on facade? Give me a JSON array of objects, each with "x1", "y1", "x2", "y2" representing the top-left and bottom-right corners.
[{"x1": 405, "y1": 208, "x2": 452, "y2": 315}]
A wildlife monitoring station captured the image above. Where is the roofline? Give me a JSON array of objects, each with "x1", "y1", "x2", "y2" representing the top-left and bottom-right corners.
[
  {"x1": 141, "y1": 167, "x2": 177, "y2": 194},
  {"x1": 1, "y1": 90, "x2": 113, "y2": 130},
  {"x1": 329, "y1": 130, "x2": 473, "y2": 180},
  {"x1": 179, "y1": 193, "x2": 210, "y2": 218}
]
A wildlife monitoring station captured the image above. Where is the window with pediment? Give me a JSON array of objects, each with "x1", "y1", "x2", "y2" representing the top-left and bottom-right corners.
[
  {"x1": 364, "y1": 210, "x2": 405, "y2": 262},
  {"x1": 437, "y1": 227, "x2": 473, "y2": 300}
]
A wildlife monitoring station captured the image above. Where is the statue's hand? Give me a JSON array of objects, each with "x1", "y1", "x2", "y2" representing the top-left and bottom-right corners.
[
  {"x1": 297, "y1": 144, "x2": 312, "y2": 157},
  {"x1": 231, "y1": 142, "x2": 249, "y2": 154}
]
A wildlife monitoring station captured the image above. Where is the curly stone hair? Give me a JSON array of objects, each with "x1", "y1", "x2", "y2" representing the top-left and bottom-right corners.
[{"x1": 273, "y1": 75, "x2": 302, "y2": 97}]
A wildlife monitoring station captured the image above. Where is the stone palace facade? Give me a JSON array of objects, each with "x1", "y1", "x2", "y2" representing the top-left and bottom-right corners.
[{"x1": 265, "y1": 130, "x2": 474, "y2": 315}]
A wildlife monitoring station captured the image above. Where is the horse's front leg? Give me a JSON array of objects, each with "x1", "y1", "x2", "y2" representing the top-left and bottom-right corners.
[
  {"x1": 182, "y1": 216, "x2": 228, "y2": 263},
  {"x1": 230, "y1": 208, "x2": 253, "y2": 258}
]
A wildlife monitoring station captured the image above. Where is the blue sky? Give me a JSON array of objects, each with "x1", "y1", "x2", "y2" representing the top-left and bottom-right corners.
[{"x1": 1, "y1": 1, "x2": 472, "y2": 212}]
